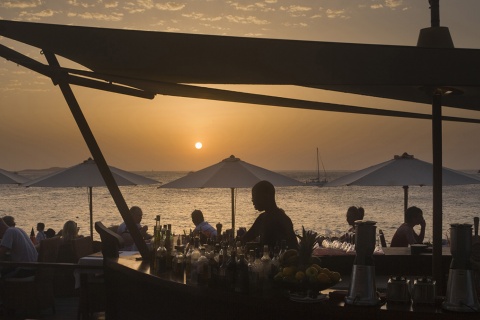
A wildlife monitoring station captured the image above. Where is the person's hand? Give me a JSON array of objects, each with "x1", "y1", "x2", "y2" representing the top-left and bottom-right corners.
[
  {"x1": 140, "y1": 225, "x2": 148, "y2": 233},
  {"x1": 419, "y1": 217, "x2": 426, "y2": 229}
]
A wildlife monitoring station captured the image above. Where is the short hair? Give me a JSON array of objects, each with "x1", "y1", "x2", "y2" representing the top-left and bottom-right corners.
[
  {"x1": 37, "y1": 222, "x2": 45, "y2": 230},
  {"x1": 405, "y1": 206, "x2": 423, "y2": 224},
  {"x1": 3, "y1": 216, "x2": 15, "y2": 227},
  {"x1": 191, "y1": 209, "x2": 204, "y2": 224},
  {"x1": 45, "y1": 228, "x2": 56, "y2": 238},
  {"x1": 130, "y1": 206, "x2": 143, "y2": 217},
  {"x1": 252, "y1": 180, "x2": 275, "y2": 198}
]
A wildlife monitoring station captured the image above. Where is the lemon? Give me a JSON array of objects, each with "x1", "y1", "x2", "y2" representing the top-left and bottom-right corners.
[
  {"x1": 317, "y1": 273, "x2": 331, "y2": 284},
  {"x1": 282, "y1": 266, "x2": 297, "y2": 277},
  {"x1": 295, "y1": 271, "x2": 306, "y2": 281}
]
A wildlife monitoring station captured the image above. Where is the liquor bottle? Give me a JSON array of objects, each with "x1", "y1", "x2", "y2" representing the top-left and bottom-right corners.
[
  {"x1": 248, "y1": 249, "x2": 260, "y2": 295},
  {"x1": 155, "y1": 238, "x2": 168, "y2": 275},
  {"x1": 217, "y1": 251, "x2": 226, "y2": 290},
  {"x1": 197, "y1": 248, "x2": 210, "y2": 286},
  {"x1": 165, "y1": 229, "x2": 172, "y2": 269},
  {"x1": 189, "y1": 237, "x2": 201, "y2": 285},
  {"x1": 235, "y1": 253, "x2": 249, "y2": 294},
  {"x1": 260, "y1": 245, "x2": 272, "y2": 294},
  {"x1": 225, "y1": 248, "x2": 237, "y2": 292},
  {"x1": 271, "y1": 244, "x2": 281, "y2": 277},
  {"x1": 172, "y1": 245, "x2": 185, "y2": 280},
  {"x1": 185, "y1": 237, "x2": 194, "y2": 280},
  {"x1": 30, "y1": 227, "x2": 36, "y2": 245},
  {"x1": 209, "y1": 244, "x2": 220, "y2": 288},
  {"x1": 261, "y1": 245, "x2": 272, "y2": 278}
]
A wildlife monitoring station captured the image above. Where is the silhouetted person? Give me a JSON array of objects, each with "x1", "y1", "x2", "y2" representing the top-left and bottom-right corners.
[
  {"x1": 36, "y1": 222, "x2": 46, "y2": 243},
  {"x1": 242, "y1": 180, "x2": 298, "y2": 250},
  {"x1": 390, "y1": 206, "x2": 426, "y2": 247},
  {"x1": 191, "y1": 209, "x2": 217, "y2": 239}
]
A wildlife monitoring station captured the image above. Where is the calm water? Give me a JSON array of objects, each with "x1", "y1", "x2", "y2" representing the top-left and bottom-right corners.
[{"x1": 1, "y1": 170, "x2": 479, "y2": 245}]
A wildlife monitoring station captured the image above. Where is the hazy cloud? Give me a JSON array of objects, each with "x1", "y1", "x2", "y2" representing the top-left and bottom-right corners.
[
  {"x1": 325, "y1": 9, "x2": 348, "y2": 19},
  {"x1": 68, "y1": 11, "x2": 124, "y2": 21},
  {"x1": 67, "y1": 0, "x2": 97, "y2": 8},
  {"x1": 225, "y1": 15, "x2": 269, "y2": 25},
  {"x1": 18, "y1": 9, "x2": 59, "y2": 20},
  {"x1": 104, "y1": 1, "x2": 119, "y2": 8},
  {"x1": 370, "y1": 0, "x2": 405, "y2": 10},
  {"x1": 181, "y1": 12, "x2": 222, "y2": 22},
  {"x1": 0, "y1": 0, "x2": 42, "y2": 9},
  {"x1": 155, "y1": 2, "x2": 185, "y2": 11},
  {"x1": 280, "y1": 5, "x2": 311, "y2": 17}
]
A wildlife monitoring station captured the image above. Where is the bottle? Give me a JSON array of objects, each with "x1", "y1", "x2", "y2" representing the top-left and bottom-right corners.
[
  {"x1": 217, "y1": 251, "x2": 227, "y2": 290},
  {"x1": 260, "y1": 245, "x2": 272, "y2": 294},
  {"x1": 172, "y1": 245, "x2": 185, "y2": 280},
  {"x1": 197, "y1": 248, "x2": 210, "y2": 286},
  {"x1": 185, "y1": 237, "x2": 194, "y2": 280},
  {"x1": 30, "y1": 227, "x2": 36, "y2": 245},
  {"x1": 155, "y1": 238, "x2": 168, "y2": 275},
  {"x1": 189, "y1": 237, "x2": 201, "y2": 285},
  {"x1": 235, "y1": 253, "x2": 249, "y2": 294},
  {"x1": 165, "y1": 229, "x2": 172, "y2": 269},
  {"x1": 253, "y1": 248, "x2": 264, "y2": 295},
  {"x1": 248, "y1": 249, "x2": 260, "y2": 295},
  {"x1": 225, "y1": 248, "x2": 237, "y2": 291}
]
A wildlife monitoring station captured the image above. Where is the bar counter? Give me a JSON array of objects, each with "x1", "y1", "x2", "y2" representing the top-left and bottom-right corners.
[{"x1": 102, "y1": 252, "x2": 478, "y2": 320}]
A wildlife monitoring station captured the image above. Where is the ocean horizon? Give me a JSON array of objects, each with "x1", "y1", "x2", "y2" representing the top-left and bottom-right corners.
[{"x1": 1, "y1": 169, "x2": 480, "y2": 246}]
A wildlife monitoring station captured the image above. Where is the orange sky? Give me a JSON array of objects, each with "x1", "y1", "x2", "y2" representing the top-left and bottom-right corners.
[{"x1": 1, "y1": 0, "x2": 480, "y2": 171}]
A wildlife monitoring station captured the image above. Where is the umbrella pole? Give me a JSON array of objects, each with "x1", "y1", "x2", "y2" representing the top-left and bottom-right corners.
[
  {"x1": 403, "y1": 185, "x2": 408, "y2": 222},
  {"x1": 231, "y1": 188, "x2": 235, "y2": 237},
  {"x1": 432, "y1": 93, "x2": 443, "y2": 293},
  {"x1": 89, "y1": 186, "x2": 93, "y2": 238}
]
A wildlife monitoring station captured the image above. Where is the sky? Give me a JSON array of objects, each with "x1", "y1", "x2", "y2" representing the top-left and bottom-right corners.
[{"x1": 1, "y1": 0, "x2": 480, "y2": 172}]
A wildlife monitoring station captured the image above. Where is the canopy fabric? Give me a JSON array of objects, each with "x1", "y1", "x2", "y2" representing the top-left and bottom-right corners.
[
  {"x1": 325, "y1": 153, "x2": 480, "y2": 187},
  {"x1": 161, "y1": 155, "x2": 303, "y2": 189},
  {"x1": 1, "y1": 20, "x2": 480, "y2": 112},
  {"x1": 0, "y1": 168, "x2": 30, "y2": 184},
  {"x1": 24, "y1": 158, "x2": 159, "y2": 188}
]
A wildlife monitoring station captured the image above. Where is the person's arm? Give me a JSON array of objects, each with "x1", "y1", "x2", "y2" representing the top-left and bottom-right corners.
[
  {"x1": 0, "y1": 245, "x2": 9, "y2": 260},
  {"x1": 241, "y1": 216, "x2": 261, "y2": 243},
  {"x1": 414, "y1": 218, "x2": 426, "y2": 244}
]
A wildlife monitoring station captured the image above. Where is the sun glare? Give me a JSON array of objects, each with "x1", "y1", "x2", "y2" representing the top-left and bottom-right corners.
[{"x1": 195, "y1": 142, "x2": 203, "y2": 149}]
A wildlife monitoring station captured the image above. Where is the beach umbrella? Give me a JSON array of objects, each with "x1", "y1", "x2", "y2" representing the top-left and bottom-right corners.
[
  {"x1": 160, "y1": 155, "x2": 303, "y2": 233},
  {"x1": 0, "y1": 168, "x2": 30, "y2": 184},
  {"x1": 325, "y1": 152, "x2": 480, "y2": 218},
  {"x1": 23, "y1": 158, "x2": 159, "y2": 237}
]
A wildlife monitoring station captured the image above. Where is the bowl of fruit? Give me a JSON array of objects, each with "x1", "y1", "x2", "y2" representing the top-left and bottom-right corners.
[{"x1": 274, "y1": 227, "x2": 342, "y2": 296}]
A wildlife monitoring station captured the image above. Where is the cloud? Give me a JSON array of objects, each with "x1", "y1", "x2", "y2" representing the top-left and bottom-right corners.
[
  {"x1": 181, "y1": 12, "x2": 222, "y2": 22},
  {"x1": 155, "y1": 2, "x2": 186, "y2": 11},
  {"x1": 104, "y1": 1, "x2": 119, "y2": 9},
  {"x1": 225, "y1": 15, "x2": 269, "y2": 25},
  {"x1": 18, "y1": 9, "x2": 59, "y2": 21},
  {"x1": 0, "y1": 0, "x2": 42, "y2": 9},
  {"x1": 67, "y1": 0, "x2": 97, "y2": 8},
  {"x1": 68, "y1": 11, "x2": 124, "y2": 21},
  {"x1": 280, "y1": 5, "x2": 311, "y2": 17},
  {"x1": 370, "y1": 0, "x2": 405, "y2": 10},
  {"x1": 325, "y1": 9, "x2": 348, "y2": 19}
]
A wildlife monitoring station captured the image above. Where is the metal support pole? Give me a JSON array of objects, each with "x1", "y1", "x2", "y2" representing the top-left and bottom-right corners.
[
  {"x1": 231, "y1": 188, "x2": 235, "y2": 236},
  {"x1": 432, "y1": 93, "x2": 443, "y2": 292},
  {"x1": 403, "y1": 185, "x2": 408, "y2": 222},
  {"x1": 43, "y1": 51, "x2": 150, "y2": 260}
]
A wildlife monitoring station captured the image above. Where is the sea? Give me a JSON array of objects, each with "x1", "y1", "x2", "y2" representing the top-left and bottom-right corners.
[{"x1": 1, "y1": 169, "x2": 480, "y2": 245}]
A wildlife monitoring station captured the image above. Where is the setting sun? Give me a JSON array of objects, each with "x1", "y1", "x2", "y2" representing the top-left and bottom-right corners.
[{"x1": 195, "y1": 142, "x2": 203, "y2": 149}]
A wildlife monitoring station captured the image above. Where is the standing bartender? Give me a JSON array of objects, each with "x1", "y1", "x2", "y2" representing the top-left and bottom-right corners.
[{"x1": 241, "y1": 180, "x2": 298, "y2": 250}]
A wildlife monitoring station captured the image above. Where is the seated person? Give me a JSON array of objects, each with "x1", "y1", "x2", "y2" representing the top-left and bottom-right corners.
[
  {"x1": 241, "y1": 180, "x2": 298, "y2": 250},
  {"x1": 36, "y1": 222, "x2": 47, "y2": 243},
  {"x1": 340, "y1": 206, "x2": 364, "y2": 242},
  {"x1": 117, "y1": 206, "x2": 152, "y2": 251},
  {"x1": 58, "y1": 220, "x2": 83, "y2": 262},
  {"x1": 191, "y1": 209, "x2": 217, "y2": 240},
  {"x1": 390, "y1": 206, "x2": 426, "y2": 247},
  {"x1": 0, "y1": 217, "x2": 39, "y2": 278},
  {"x1": 45, "y1": 228, "x2": 56, "y2": 238}
]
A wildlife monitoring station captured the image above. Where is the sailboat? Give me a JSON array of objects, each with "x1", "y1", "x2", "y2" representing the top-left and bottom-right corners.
[{"x1": 305, "y1": 148, "x2": 328, "y2": 186}]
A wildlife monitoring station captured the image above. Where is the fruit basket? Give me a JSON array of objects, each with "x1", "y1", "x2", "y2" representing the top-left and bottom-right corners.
[{"x1": 274, "y1": 227, "x2": 342, "y2": 299}]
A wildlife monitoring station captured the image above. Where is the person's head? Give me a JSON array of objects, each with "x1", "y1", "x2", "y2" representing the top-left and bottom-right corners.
[
  {"x1": 3, "y1": 216, "x2": 15, "y2": 227},
  {"x1": 0, "y1": 218, "x2": 9, "y2": 238},
  {"x1": 62, "y1": 220, "x2": 78, "y2": 241},
  {"x1": 45, "y1": 228, "x2": 56, "y2": 238},
  {"x1": 37, "y1": 222, "x2": 45, "y2": 231},
  {"x1": 252, "y1": 180, "x2": 276, "y2": 211},
  {"x1": 405, "y1": 206, "x2": 423, "y2": 225},
  {"x1": 191, "y1": 209, "x2": 205, "y2": 226},
  {"x1": 346, "y1": 206, "x2": 365, "y2": 226},
  {"x1": 130, "y1": 206, "x2": 143, "y2": 224}
]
